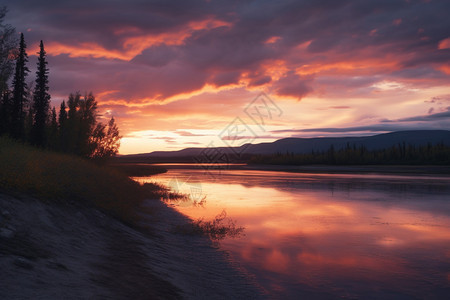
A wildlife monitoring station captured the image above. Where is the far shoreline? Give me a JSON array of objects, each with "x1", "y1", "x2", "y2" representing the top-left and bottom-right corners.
[
  {"x1": 242, "y1": 164, "x2": 450, "y2": 176},
  {"x1": 128, "y1": 162, "x2": 450, "y2": 176}
]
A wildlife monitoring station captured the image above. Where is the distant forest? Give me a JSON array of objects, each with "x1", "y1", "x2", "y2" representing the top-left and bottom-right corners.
[
  {"x1": 0, "y1": 8, "x2": 120, "y2": 160},
  {"x1": 249, "y1": 142, "x2": 450, "y2": 165}
]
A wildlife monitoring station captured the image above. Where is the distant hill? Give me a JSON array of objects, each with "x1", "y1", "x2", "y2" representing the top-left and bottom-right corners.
[{"x1": 122, "y1": 130, "x2": 450, "y2": 161}]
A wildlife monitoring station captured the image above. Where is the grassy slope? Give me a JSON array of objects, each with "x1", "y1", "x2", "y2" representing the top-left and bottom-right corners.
[{"x1": 0, "y1": 137, "x2": 163, "y2": 223}]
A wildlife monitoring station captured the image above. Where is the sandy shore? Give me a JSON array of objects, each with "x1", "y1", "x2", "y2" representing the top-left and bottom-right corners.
[{"x1": 0, "y1": 193, "x2": 264, "y2": 299}]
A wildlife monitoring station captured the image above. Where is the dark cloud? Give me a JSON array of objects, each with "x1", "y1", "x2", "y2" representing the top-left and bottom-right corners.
[
  {"x1": 248, "y1": 75, "x2": 272, "y2": 87},
  {"x1": 4, "y1": 0, "x2": 450, "y2": 136},
  {"x1": 209, "y1": 71, "x2": 241, "y2": 87},
  {"x1": 272, "y1": 106, "x2": 450, "y2": 135},
  {"x1": 272, "y1": 72, "x2": 313, "y2": 100},
  {"x1": 272, "y1": 122, "x2": 449, "y2": 135},
  {"x1": 383, "y1": 107, "x2": 450, "y2": 122}
]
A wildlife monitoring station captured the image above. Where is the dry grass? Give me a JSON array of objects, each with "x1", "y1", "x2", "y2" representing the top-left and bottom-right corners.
[
  {"x1": 108, "y1": 163, "x2": 167, "y2": 177},
  {"x1": 0, "y1": 137, "x2": 161, "y2": 223},
  {"x1": 172, "y1": 210, "x2": 244, "y2": 241}
]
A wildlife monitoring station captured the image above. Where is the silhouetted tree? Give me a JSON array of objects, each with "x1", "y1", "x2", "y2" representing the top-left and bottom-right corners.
[
  {"x1": 66, "y1": 92, "x2": 80, "y2": 152},
  {"x1": 61, "y1": 92, "x2": 120, "y2": 160},
  {"x1": 249, "y1": 142, "x2": 450, "y2": 165},
  {"x1": 24, "y1": 103, "x2": 33, "y2": 141},
  {"x1": 0, "y1": 90, "x2": 11, "y2": 134},
  {"x1": 58, "y1": 100, "x2": 67, "y2": 126},
  {"x1": 48, "y1": 106, "x2": 57, "y2": 148},
  {"x1": 31, "y1": 40, "x2": 50, "y2": 146},
  {"x1": 89, "y1": 117, "x2": 121, "y2": 160},
  {"x1": 10, "y1": 33, "x2": 29, "y2": 139},
  {"x1": 58, "y1": 100, "x2": 68, "y2": 151},
  {"x1": 0, "y1": 7, "x2": 17, "y2": 97},
  {"x1": 77, "y1": 93, "x2": 98, "y2": 156}
]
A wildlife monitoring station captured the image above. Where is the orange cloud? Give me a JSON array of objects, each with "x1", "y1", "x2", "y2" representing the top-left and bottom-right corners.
[
  {"x1": 439, "y1": 64, "x2": 450, "y2": 75},
  {"x1": 45, "y1": 17, "x2": 232, "y2": 61},
  {"x1": 45, "y1": 42, "x2": 133, "y2": 60},
  {"x1": 438, "y1": 37, "x2": 450, "y2": 50},
  {"x1": 295, "y1": 59, "x2": 398, "y2": 76},
  {"x1": 264, "y1": 36, "x2": 281, "y2": 44}
]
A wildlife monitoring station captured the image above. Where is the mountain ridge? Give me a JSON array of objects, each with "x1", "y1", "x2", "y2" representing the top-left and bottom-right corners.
[{"x1": 123, "y1": 130, "x2": 450, "y2": 159}]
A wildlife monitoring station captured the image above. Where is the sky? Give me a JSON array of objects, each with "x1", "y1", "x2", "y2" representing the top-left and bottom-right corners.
[{"x1": 5, "y1": 0, "x2": 450, "y2": 154}]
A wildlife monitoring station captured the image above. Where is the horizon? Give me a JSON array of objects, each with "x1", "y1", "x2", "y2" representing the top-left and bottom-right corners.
[
  {"x1": 124, "y1": 129, "x2": 450, "y2": 156},
  {"x1": 6, "y1": 0, "x2": 450, "y2": 154}
]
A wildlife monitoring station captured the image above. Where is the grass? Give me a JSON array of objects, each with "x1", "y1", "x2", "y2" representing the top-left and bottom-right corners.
[
  {"x1": 0, "y1": 136, "x2": 164, "y2": 224},
  {"x1": 0, "y1": 136, "x2": 243, "y2": 239},
  {"x1": 172, "y1": 210, "x2": 244, "y2": 241},
  {"x1": 107, "y1": 163, "x2": 167, "y2": 177}
]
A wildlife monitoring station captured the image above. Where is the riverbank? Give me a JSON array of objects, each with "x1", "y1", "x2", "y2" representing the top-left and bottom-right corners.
[
  {"x1": 147, "y1": 162, "x2": 450, "y2": 176},
  {"x1": 243, "y1": 164, "x2": 450, "y2": 175},
  {"x1": 0, "y1": 138, "x2": 263, "y2": 298},
  {"x1": 0, "y1": 192, "x2": 264, "y2": 299}
]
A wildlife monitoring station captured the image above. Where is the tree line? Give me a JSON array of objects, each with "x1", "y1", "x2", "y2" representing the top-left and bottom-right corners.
[
  {"x1": 249, "y1": 142, "x2": 450, "y2": 165},
  {"x1": 0, "y1": 8, "x2": 120, "y2": 160}
]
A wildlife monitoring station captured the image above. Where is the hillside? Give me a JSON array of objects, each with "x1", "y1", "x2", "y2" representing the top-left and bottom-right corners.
[{"x1": 121, "y1": 130, "x2": 450, "y2": 161}]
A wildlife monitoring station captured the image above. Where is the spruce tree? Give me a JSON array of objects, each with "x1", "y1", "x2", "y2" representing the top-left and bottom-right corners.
[
  {"x1": 0, "y1": 90, "x2": 11, "y2": 134},
  {"x1": 0, "y1": 7, "x2": 17, "y2": 96},
  {"x1": 58, "y1": 100, "x2": 68, "y2": 151},
  {"x1": 11, "y1": 33, "x2": 29, "y2": 139},
  {"x1": 48, "y1": 106, "x2": 58, "y2": 149},
  {"x1": 58, "y1": 100, "x2": 67, "y2": 126},
  {"x1": 31, "y1": 40, "x2": 50, "y2": 146}
]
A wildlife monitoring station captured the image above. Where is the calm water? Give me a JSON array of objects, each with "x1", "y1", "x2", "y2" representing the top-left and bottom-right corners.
[{"x1": 137, "y1": 165, "x2": 450, "y2": 299}]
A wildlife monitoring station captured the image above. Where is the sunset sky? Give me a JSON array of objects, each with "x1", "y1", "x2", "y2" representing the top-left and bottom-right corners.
[{"x1": 6, "y1": 0, "x2": 450, "y2": 154}]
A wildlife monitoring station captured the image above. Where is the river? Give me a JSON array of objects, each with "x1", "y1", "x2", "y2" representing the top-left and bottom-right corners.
[{"x1": 136, "y1": 164, "x2": 450, "y2": 299}]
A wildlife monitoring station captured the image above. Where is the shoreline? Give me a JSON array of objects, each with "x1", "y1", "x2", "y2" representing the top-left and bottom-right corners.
[
  {"x1": 0, "y1": 193, "x2": 264, "y2": 299},
  {"x1": 242, "y1": 164, "x2": 450, "y2": 176},
  {"x1": 147, "y1": 162, "x2": 450, "y2": 176}
]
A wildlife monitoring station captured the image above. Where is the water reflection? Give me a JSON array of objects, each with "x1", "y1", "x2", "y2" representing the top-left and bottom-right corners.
[{"x1": 138, "y1": 167, "x2": 450, "y2": 299}]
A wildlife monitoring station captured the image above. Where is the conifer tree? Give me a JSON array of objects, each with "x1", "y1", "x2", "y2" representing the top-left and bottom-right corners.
[
  {"x1": 48, "y1": 106, "x2": 58, "y2": 149},
  {"x1": 31, "y1": 40, "x2": 50, "y2": 146},
  {"x1": 0, "y1": 7, "x2": 17, "y2": 96},
  {"x1": 58, "y1": 100, "x2": 67, "y2": 126},
  {"x1": 0, "y1": 90, "x2": 11, "y2": 134},
  {"x1": 58, "y1": 100, "x2": 68, "y2": 151},
  {"x1": 11, "y1": 33, "x2": 29, "y2": 139}
]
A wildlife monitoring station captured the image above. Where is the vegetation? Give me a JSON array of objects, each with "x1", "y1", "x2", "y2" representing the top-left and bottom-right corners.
[
  {"x1": 172, "y1": 210, "x2": 244, "y2": 241},
  {"x1": 0, "y1": 7, "x2": 16, "y2": 96},
  {"x1": 0, "y1": 8, "x2": 172, "y2": 226},
  {"x1": 0, "y1": 9, "x2": 120, "y2": 161},
  {"x1": 11, "y1": 33, "x2": 29, "y2": 140},
  {"x1": 109, "y1": 163, "x2": 168, "y2": 177},
  {"x1": 249, "y1": 142, "x2": 450, "y2": 165},
  {"x1": 31, "y1": 40, "x2": 50, "y2": 147},
  {"x1": 0, "y1": 137, "x2": 169, "y2": 223}
]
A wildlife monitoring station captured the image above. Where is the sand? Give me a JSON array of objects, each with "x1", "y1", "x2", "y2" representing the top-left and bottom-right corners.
[{"x1": 0, "y1": 193, "x2": 264, "y2": 299}]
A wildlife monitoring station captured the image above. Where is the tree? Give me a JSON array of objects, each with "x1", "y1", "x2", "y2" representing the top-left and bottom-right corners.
[
  {"x1": 0, "y1": 7, "x2": 17, "y2": 97},
  {"x1": 58, "y1": 100, "x2": 68, "y2": 151},
  {"x1": 62, "y1": 91, "x2": 121, "y2": 160},
  {"x1": 77, "y1": 93, "x2": 98, "y2": 156},
  {"x1": 0, "y1": 90, "x2": 11, "y2": 134},
  {"x1": 48, "y1": 106, "x2": 58, "y2": 149},
  {"x1": 31, "y1": 40, "x2": 50, "y2": 146},
  {"x1": 66, "y1": 92, "x2": 80, "y2": 153},
  {"x1": 11, "y1": 33, "x2": 29, "y2": 139},
  {"x1": 58, "y1": 100, "x2": 67, "y2": 126},
  {"x1": 89, "y1": 117, "x2": 121, "y2": 160}
]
